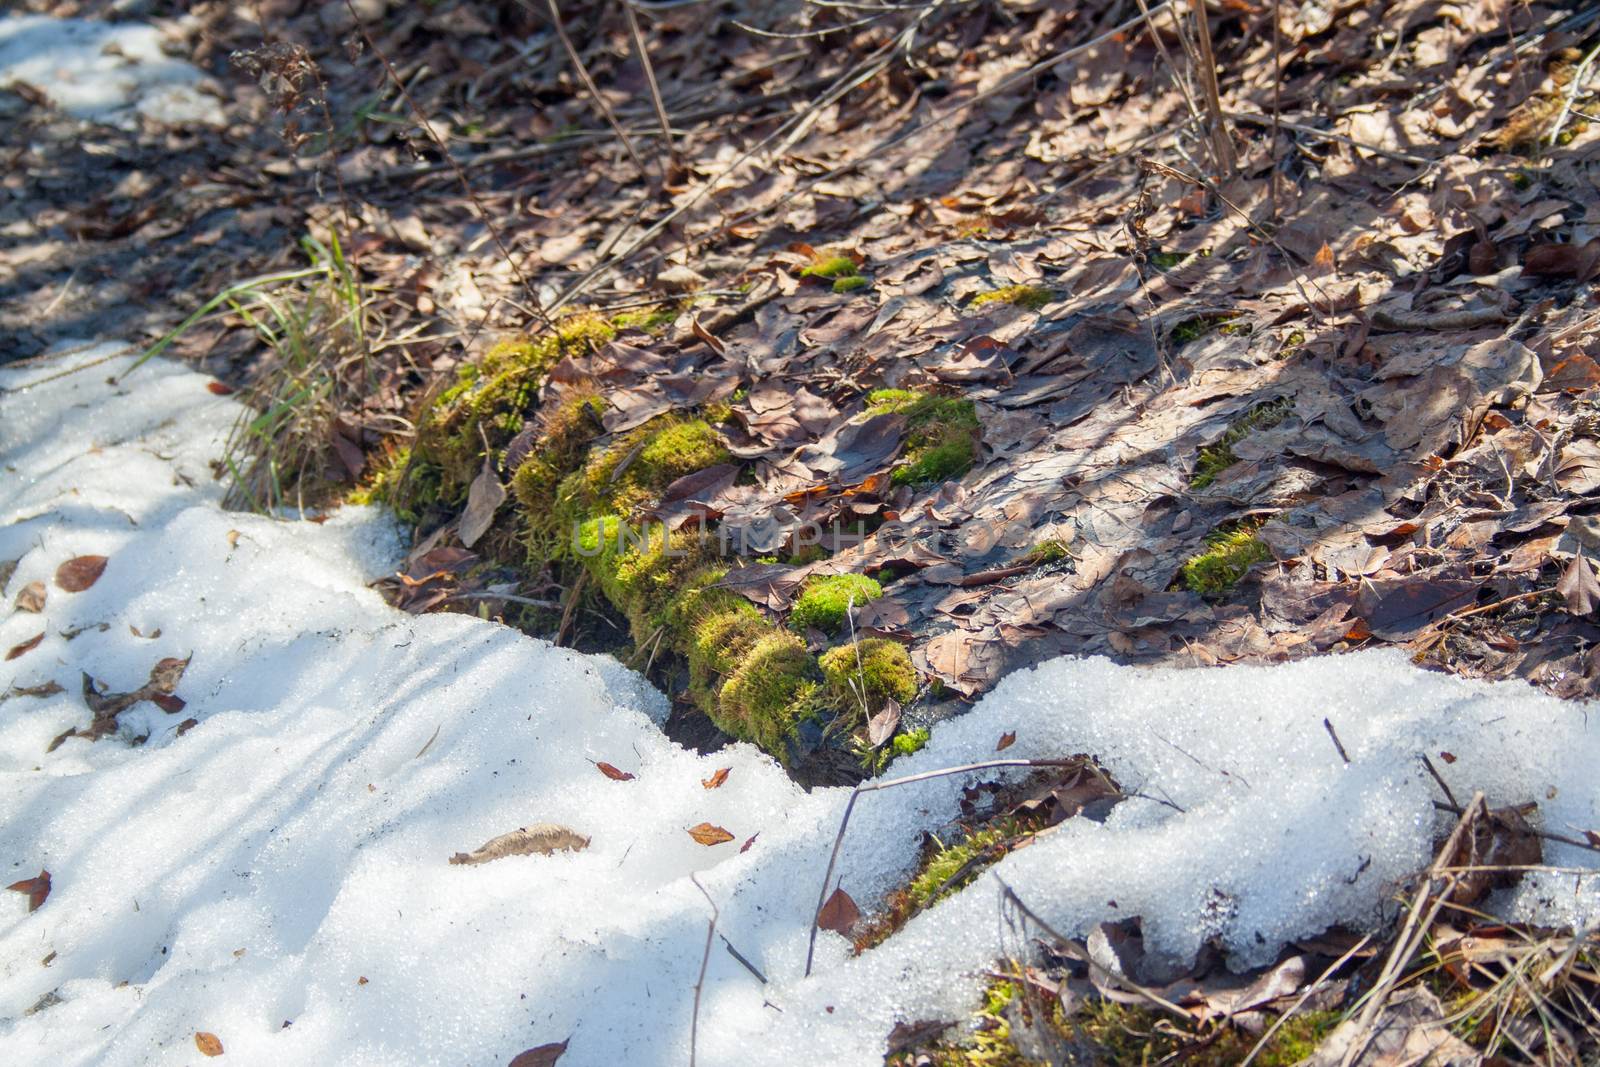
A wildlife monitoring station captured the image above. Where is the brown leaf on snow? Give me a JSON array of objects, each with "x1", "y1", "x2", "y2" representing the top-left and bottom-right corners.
[
  {"x1": 508, "y1": 1039, "x2": 569, "y2": 1067},
  {"x1": 194, "y1": 1031, "x2": 224, "y2": 1057},
  {"x1": 1557, "y1": 554, "x2": 1600, "y2": 617},
  {"x1": 14, "y1": 581, "x2": 46, "y2": 613},
  {"x1": 55, "y1": 555, "x2": 108, "y2": 592},
  {"x1": 5, "y1": 632, "x2": 44, "y2": 661},
  {"x1": 701, "y1": 767, "x2": 731, "y2": 789},
  {"x1": 996, "y1": 731, "x2": 1016, "y2": 751},
  {"x1": 686, "y1": 822, "x2": 735, "y2": 846},
  {"x1": 7, "y1": 870, "x2": 50, "y2": 912},
  {"x1": 449, "y1": 824, "x2": 589, "y2": 865},
  {"x1": 593, "y1": 761, "x2": 636, "y2": 782},
  {"x1": 739, "y1": 832, "x2": 759, "y2": 853},
  {"x1": 816, "y1": 886, "x2": 861, "y2": 937}
]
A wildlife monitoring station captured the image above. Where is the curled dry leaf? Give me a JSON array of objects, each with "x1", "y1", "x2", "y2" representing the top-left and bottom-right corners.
[
  {"x1": 194, "y1": 1031, "x2": 224, "y2": 1057},
  {"x1": 866, "y1": 698, "x2": 902, "y2": 749},
  {"x1": 449, "y1": 824, "x2": 589, "y2": 865},
  {"x1": 55, "y1": 555, "x2": 108, "y2": 592},
  {"x1": 5, "y1": 632, "x2": 44, "y2": 661},
  {"x1": 701, "y1": 767, "x2": 731, "y2": 790},
  {"x1": 7, "y1": 869, "x2": 51, "y2": 912},
  {"x1": 594, "y1": 761, "x2": 635, "y2": 782},
  {"x1": 686, "y1": 822, "x2": 735, "y2": 846},
  {"x1": 508, "y1": 1038, "x2": 569, "y2": 1067},
  {"x1": 996, "y1": 731, "x2": 1017, "y2": 751},
  {"x1": 739, "y1": 832, "x2": 759, "y2": 853},
  {"x1": 816, "y1": 886, "x2": 861, "y2": 937},
  {"x1": 459, "y1": 460, "x2": 506, "y2": 549},
  {"x1": 15, "y1": 580, "x2": 46, "y2": 613}
]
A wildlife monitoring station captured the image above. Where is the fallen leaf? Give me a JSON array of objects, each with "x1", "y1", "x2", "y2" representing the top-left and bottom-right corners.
[
  {"x1": 6, "y1": 870, "x2": 50, "y2": 912},
  {"x1": 740, "y1": 832, "x2": 759, "y2": 853},
  {"x1": 996, "y1": 731, "x2": 1016, "y2": 751},
  {"x1": 1524, "y1": 237, "x2": 1600, "y2": 283},
  {"x1": 206, "y1": 380, "x2": 236, "y2": 395},
  {"x1": 1440, "y1": 751, "x2": 1456, "y2": 764},
  {"x1": 2, "y1": 681, "x2": 64, "y2": 702},
  {"x1": 867, "y1": 698, "x2": 902, "y2": 748},
  {"x1": 687, "y1": 822, "x2": 735, "y2": 846},
  {"x1": 176, "y1": 718, "x2": 199, "y2": 736},
  {"x1": 459, "y1": 460, "x2": 506, "y2": 549},
  {"x1": 55, "y1": 555, "x2": 108, "y2": 592},
  {"x1": 151, "y1": 693, "x2": 187, "y2": 714},
  {"x1": 195, "y1": 1031, "x2": 224, "y2": 1057},
  {"x1": 816, "y1": 886, "x2": 861, "y2": 936},
  {"x1": 508, "y1": 1039, "x2": 569, "y2": 1067},
  {"x1": 15, "y1": 581, "x2": 45, "y2": 613},
  {"x1": 449, "y1": 824, "x2": 589, "y2": 865},
  {"x1": 701, "y1": 767, "x2": 731, "y2": 789},
  {"x1": 357, "y1": 976, "x2": 368, "y2": 985},
  {"x1": 1557, "y1": 553, "x2": 1600, "y2": 617},
  {"x1": 1586, "y1": 829, "x2": 1600, "y2": 848},
  {"x1": 5, "y1": 632, "x2": 44, "y2": 661},
  {"x1": 594, "y1": 761, "x2": 636, "y2": 782}
]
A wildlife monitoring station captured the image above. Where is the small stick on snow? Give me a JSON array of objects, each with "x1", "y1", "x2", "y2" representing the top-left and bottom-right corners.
[
  {"x1": 1419, "y1": 754, "x2": 1459, "y2": 810},
  {"x1": 1323, "y1": 718, "x2": 1351, "y2": 764},
  {"x1": 689, "y1": 874, "x2": 718, "y2": 1067}
]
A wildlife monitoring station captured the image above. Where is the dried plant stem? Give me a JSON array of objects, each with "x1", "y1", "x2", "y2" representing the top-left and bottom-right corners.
[
  {"x1": 1239, "y1": 934, "x2": 1374, "y2": 1067},
  {"x1": 541, "y1": 0, "x2": 649, "y2": 176},
  {"x1": 625, "y1": 1, "x2": 677, "y2": 172},
  {"x1": 689, "y1": 874, "x2": 718, "y2": 1067}
]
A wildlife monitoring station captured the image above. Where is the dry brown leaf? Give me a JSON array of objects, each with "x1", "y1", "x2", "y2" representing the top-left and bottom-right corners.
[
  {"x1": 5, "y1": 632, "x2": 44, "y2": 662},
  {"x1": 686, "y1": 822, "x2": 734, "y2": 846},
  {"x1": 816, "y1": 886, "x2": 861, "y2": 936},
  {"x1": 701, "y1": 767, "x2": 731, "y2": 790},
  {"x1": 55, "y1": 555, "x2": 108, "y2": 592},
  {"x1": 449, "y1": 824, "x2": 589, "y2": 865},
  {"x1": 459, "y1": 460, "x2": 506, "y2": 549},
  {"x1": 996, "y1": 731, "x2": 1016, "y2": 751},
  {"x1": 206, "y1": 380, "x2": 236, "y2": 396},
  {"x1": 1557, "y1": 553, "x2": 1600, "y2": 617},
  {"x1": 866, "y1": 698, "x2": 902, "y2": 749},
  {"x1": 14, "y1": 581, "x2": 45, "y2": 613},
  {"x1": 6, "y1": 870, "x2": 50, "y2": 912},
  {"x1": 508, "y1": 1039, "x2": 569, "y2": 1067},
  {"x1": 740, "y1": 832, "x2": 759, "y2": 853},
  {"x1": 194, "y1": 1031, "x2": 224, "y2": 1057},
  {"x1": 594, "y1": 761, "x2": 636, "y2": 782}
]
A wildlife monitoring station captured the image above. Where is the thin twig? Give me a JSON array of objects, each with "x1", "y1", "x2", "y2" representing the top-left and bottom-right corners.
[
  {"x1": 538, "y1": 0, "x2": 648, "y2": 176},
  {"x1": 555, "y1": 569, "x2": 589, "y2": 646},
  {"x1": 1240, "y1": 934, "x2": 1374, "y2": 1067},
  {"x1": 1323, "y1": 717, "x2": 1350, "y2": 765},
  {"x1": 624, "y1": 1, "x2": 676, "y2": 174},
  {"x1": 803, "y1": 756, "x2": 1086, "y2": 977},
  {"x1": 689, "y1": 874, "x2": 718, "y2": 1067},
  {"x1": 1419, "y1": 754, "x2": 1459, "y2": 811},
  {"x1": 442, "y1": 591, "x2": 562, "y2": 610}
]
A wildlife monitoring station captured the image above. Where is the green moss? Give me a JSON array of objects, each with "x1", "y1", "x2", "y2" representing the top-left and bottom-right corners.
[
  {"x1": 1171, "y1": 313, "x2": 1243, "y2": 345},
  {"x1": 865, "y1": 390, "x2": 981, "y2": 487},
  {"x1": 410, "y1": 312, "x2": 616, "y2": 502},
  {"x1": 892, "y1": 727, "x2": 929, "y2": 757},
  {"x1": 790, "y1": 574, "x2": 884, "y2": 633},
  {"x1": 637, "y1": 419, "x2": 728, "y2": 482},
  {"x1": 612, "y1": 304, "x2": 678, "y2": 332},
  {"x1": 819, "y1": 638, "x2": 917, "y2": 708},
  {"x1": 719, "y1": 632, "x2": 824, "y2": 754},
  {"x1": 1150, "y1": 250, "x2": 1187, "y2": 269},
  {"x1": 1179, "y1": 524, "x2": 1271, "y2": 596},
  {"x1": 909, "y1": 826, "x2": 1011, "y2": 910},
  {"x1": 800, "y1": 255, "x2": 860, "y2": 280},
  {"x1": 968, "y1": 284, "x2": 1054, "y2": 311},
  {"x1": 832, "y1": 274, "x2": 869, "y2": 293},
  {"x1": 1019, "y1": 538, "x2": 1070, "y2": 565},
  {"x1": 1190, "y1": 399, "x2": 1292, "y2": 490}
]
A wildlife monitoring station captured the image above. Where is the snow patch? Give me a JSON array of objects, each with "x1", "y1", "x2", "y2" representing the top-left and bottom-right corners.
[
  {"x1": 1, "y1": 344, "x2": 1597, "y2": 1065},
  {"x1": 0, "y1": 16, "x2": 221, "y2": 127}
]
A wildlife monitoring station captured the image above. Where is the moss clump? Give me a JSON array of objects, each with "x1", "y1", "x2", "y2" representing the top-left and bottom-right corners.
[
  {"x1": 909, "y1": 826, "x2": 1013, "y2": 910},
  {"x1": 554, "y1": 416, "x2": 730, "y2": 536},
  {"x1": 720, "y1": 632, "x2": 824, "y2": 754},
  {"x1": 1018, "y1": 538, "x2": 1070, "y2": 566},
  {"x1": 799, "y1": 255, "x2": 860, "y2": 280},
  {"x1": 1179, "y1": 524, "x2": 1271, "y2": 596},
  {"x1": 968, "y1": 284, "x2": 1054, "y2": 311},
  {"x1": 509, "y1": 392, "x2": 607, "y2": 552},
  {"x1": 867, "y1": 389, "x2": 981, "y2": 487},
  {"x1": 1171, "y1": 313, "x2": 1244, "y2": 345},
  {"x1": 832, "y1": 274, "x2": 870, "y2": 293},
  {"x1": 611, "y1": 304, "x2": 678, "y2": 332},
  {"x1": 1149, "y1": 250, "x2": 1187, "y2": 269},
  {"x1": 410, "y1": 312, "x2": 616, "y2": 502},
  {"x1": 819, "y1": 638, "x2": 917, "y2": 709},
  {"x1": 1190, "y1": 398, "x2": 1292, "y2": 490},
  {"x1": 790, "y1": 574, "x2": 884, "y2": 633}
]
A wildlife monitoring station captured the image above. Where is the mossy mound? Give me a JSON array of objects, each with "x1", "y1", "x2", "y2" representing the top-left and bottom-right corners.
[
  {"x1": 867, "y1": 389, "x2": 981, "y2": 486},
  {"x1": 1179, "y1": 523, "x2": 1271, "y2": 596},
  {"x1": 819, "y1": 638, "x2": 916, "y2": 708},
  {"x1": 790, "y1": 573, "x2": 884, "y2": 633}
]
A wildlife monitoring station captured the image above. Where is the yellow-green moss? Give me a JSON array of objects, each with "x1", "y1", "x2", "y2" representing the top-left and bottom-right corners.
[
  {"x1": 968, "y1": 284, "x2": 1054, "y2": 311},
  {"x1": 1179, "y1": 524, "x2": 1271, "y2": 596},
  {"x1": 410, "y1": 312, "x2": 616, "y2": 501},
  {"x1": 719, "y1": 631, "x2": 823, "y2": 754},
  {"x1": 819, "y1": 638, "x2": 916, "y2": 708},
  {"x1": 611, "y1": 304, "x2": 678, "y2": 332},
  {"x1": 1018, "y1": 538, "x2": 1070, "y2": 566},
  {"x1": 910, "y1": 826, "x2": 1012, "y2": 910},
  {"x1": 790, "y1": 574, "x2": 884, "y2": 633},
  {"x1": 800, "y1": 255, "x2": 860, "y2": 280},
  {"x1": 1171, "y1": 313, "x2": 1242, "y2": 345},
  {"x1": 1190, "y1": 398, "x2": 1292, "y2": 490},
  {"x1": 832, "y1": 274, "x2": 869, "y2": 293},
  {"x1": 866, "y1": 390, "x2": 981, "y2": 487}
]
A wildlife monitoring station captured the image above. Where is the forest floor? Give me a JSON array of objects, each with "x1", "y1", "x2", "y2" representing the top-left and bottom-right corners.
[{"x1": 5, "y1": 0, "x2": 1600, "y2": 1062}]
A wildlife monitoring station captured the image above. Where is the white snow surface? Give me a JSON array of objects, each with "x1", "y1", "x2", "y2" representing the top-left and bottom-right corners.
[
  {"x1": 1, "y1": 343, "x2": 1598, "y2": 1066},
  {"x1": 0, "y1": 16, "x2": 221, "y2": 127}
]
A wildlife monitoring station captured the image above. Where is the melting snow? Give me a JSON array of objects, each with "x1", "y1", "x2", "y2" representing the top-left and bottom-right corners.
[
  {"x1": 0, "y1": 16, "x2": 221, "y2": 127},
  {"x1": 1, "y1": 343, "x2": 1598, "y2": 1065}
]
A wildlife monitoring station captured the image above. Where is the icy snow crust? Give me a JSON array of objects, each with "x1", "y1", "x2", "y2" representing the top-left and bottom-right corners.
[
  {"x1": 2, "y1": 343, "x2": 1598, "y2": 1065},
  {"x1": 0, "y1": 16, "x2": 221, "y2": 127}
]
